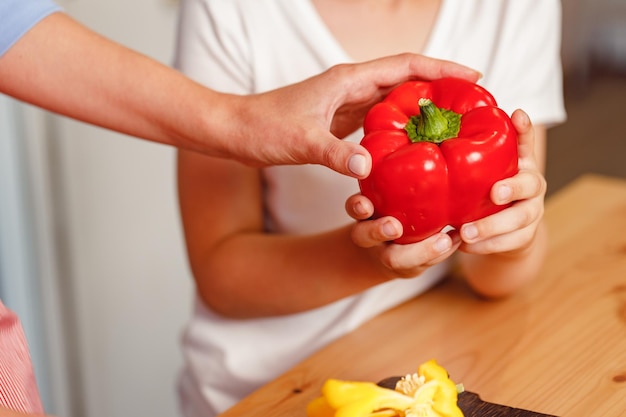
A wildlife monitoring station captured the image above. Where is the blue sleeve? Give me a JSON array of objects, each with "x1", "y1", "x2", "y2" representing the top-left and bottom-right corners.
[{"x1": 0, "y1": 0, "x2": 62, "y2": 57}]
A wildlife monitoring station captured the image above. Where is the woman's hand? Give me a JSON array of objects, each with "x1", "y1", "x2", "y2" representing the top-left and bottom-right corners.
[
  {"x1": 344, "y1": 109, "x2": 545, "y2": 282},
  {"x1": 458, "y1": 109, "x2": 546, "y2": 256},
  {"x1": 234, "y1": 53, "x2": 480, "y2": 178},
  {"x1": 0, "y1": 14, "x2": 479, "y2": 181},
  {"x1": 345, "y1": 196, "x2": 461, "y2": 278}
]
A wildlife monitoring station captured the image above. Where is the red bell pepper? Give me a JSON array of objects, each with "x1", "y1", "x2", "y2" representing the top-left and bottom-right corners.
[{"x1": 359, "y1": 77, "x2": 518, "y2": 244}]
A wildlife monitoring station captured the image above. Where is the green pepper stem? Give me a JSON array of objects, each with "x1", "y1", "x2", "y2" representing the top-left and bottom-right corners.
[
  {"x1": 404, "y1": 99, "x2": 461, "y2": 144},
  {"x1": 417, "y1": 98, "x2": 449, "y2": 139}
]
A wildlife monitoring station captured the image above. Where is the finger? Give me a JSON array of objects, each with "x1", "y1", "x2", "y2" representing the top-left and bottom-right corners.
[
  {"x1": 345, "y1": 193, "x2": 374, "y2": 220},
  {"x1": 404, "y1": 53, "x2": 482, "y2": 82},
  {"x1": 378, "y1": 232, "x2": 461, "y2": 276},
  {"x1": 491, "y1": 170, "x2": 546, "y2": 205},
  {"x1": 360, "y1": 53, "x2": 482, "y2": 87},
  {"x1": 325, "y1": 54, "x2": 481, "y2": 106},
  {"x1": 461, "y1": 198, "x2": 542, "y2": 244},
  {"x1": 511, "y1": 109, "x2": 536, "y2": 164},
  {"x1": 351, "y1": 216, "x2": 403, "y2": 248},
  {"x1": 304, "y1": 132, "x2": 373, "y2": 178},
  {"x1": 460, "y1": 225, "x2": 536, "y2": 256}
]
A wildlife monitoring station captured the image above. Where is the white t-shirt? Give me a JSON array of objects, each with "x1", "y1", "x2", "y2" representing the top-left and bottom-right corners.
[{"x1": 173, "y1": 1, "x2": 566, "y2": 416}]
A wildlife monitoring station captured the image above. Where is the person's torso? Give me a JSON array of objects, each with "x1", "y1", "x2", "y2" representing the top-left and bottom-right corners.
[{"x1": 175, "y1": 1, "x2": 565, "y2": 416}]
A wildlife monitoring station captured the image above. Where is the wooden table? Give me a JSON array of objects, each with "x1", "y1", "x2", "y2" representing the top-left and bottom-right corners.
[{"x1": 219, "y1": 174, "x2": 626, "y2": 417}]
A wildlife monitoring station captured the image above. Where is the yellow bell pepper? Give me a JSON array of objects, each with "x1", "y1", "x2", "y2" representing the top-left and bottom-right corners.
[{"x1": 306, "y1": 359, "x2": 463, "y2": 417}]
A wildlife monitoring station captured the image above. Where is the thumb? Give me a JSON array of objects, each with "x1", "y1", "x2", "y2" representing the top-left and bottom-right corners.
[
  {"x1": 307, "y1": 132, "x2": 372, "y2": 178},
  {"x1": 511, "y1": 109, "x2": 535, "y2": 160}
]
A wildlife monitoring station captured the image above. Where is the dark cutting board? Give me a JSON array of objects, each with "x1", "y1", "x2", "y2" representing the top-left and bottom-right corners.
[
  {"x1": 377, "y1": 377, "x2": 558, "y2": 417},
  {"x1": 458, "y1": 391, "x2": 557, "y2": 417}
]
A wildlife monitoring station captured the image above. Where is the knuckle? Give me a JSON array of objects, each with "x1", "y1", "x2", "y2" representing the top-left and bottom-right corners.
[
  {"x1": 532, "y1": 172, "x2": 547, "y2": 196},
  {"x1": 386, "y1": 253, "x2": 406, "y2": 272},
  {"x1": 327, "y1": 63, "x2": 355, "y2": 87},
  {"x1": 381, "y1": 251, "x2": 416, "y2": 277},
  {"x1": 321, "y1": 140, "x2": 343, "y2": 170},
  {"x1": 472, "y1": 220, "x2": 491, "y2": 239},
  {"x1": 379, "y1": 250, "x2": 398, "y2": 271},
  {"x1": 518, "y1": 208, "x2": 534, "y2": 228},
  {"x1": 351, "y1": 223, "x2": 371, "y2": 248}
]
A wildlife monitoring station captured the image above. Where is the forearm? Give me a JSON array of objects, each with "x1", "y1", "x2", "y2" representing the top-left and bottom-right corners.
[
  {"x1": 459, "y1": 220, "x2": 547, "y2": 299},
  {"x1": 191, "y1": 226, "x2": 389, "y2": 318},
  {"x1": 0, "y1": 12, "x2": 226, "y2": 153}
]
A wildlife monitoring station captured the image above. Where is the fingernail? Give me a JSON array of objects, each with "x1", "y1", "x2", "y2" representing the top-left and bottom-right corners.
[
  {"x1": 462, "y1": 224, "x2": 478, "y2": 241},
  {"x1": 521, "y1": 110, "x2": 531, "y2": 125},
  {"x1": 348, "y1": 154, "x2": 367, "y2": 177},
  {"x1": 435, "y1": 236, "x2": 451, "y2": 253},
  {"x1": 497, "y1": 185, "x2": 512, "y2": 203},
  {"x1": 382, "y1": 221, "x2": 397, "y2": 238},
  {"x1": 354, "y1": 201, "x2": 368, "y2": 217}
]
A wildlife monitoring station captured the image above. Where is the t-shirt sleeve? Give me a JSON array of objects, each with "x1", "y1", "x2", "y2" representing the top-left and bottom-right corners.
[
  {"x1": 0, "y1": 0, "x2": 62, "y2": 57},
  {"x1": 485, "y1": 0, "x2": 567, "y2": 127}
]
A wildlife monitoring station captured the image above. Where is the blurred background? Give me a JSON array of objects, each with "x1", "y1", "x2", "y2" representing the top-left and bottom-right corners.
[
  {"x1": 0, "y1": 1, "x2": 624, "y2": 417},
  {"x1": 548, "y1": 0, "x2": 626, "y2": 194}
]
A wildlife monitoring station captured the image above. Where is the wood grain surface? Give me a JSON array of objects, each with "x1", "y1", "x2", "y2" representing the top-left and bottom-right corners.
[{"x1": 218, "y1": 175, "x2": 626, "y2": 417}]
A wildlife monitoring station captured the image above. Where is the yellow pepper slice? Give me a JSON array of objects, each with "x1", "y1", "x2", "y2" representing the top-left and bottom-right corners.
[{"x1": 306, "y1": 360, "x2": 463, "y2": 417}]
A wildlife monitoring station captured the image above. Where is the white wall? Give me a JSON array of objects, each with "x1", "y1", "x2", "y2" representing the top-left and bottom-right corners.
[
  {"x1": 0, "y1": 98, "x2": 53, "y2": 410},
  {"x1": 44, "y1": 1, "x2": 193, "y2": 416}
]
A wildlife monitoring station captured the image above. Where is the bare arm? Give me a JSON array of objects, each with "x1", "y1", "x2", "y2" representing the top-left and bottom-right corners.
[
  {"x1": 177, "y1": 150, "x2": 384, "y2": 318},
  {"x1": 0, "y1": 13, "x2": 215, "y2": 151},
  {"x1": 0, "y1": 12, "x2": 480, "y2": 177},
  {"x1": 177, "y1": 149, "x2": 459, "y2": 318}
]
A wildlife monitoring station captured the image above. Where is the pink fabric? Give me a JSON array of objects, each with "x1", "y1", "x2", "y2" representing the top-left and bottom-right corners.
[{"x1": 0, "y1": 300, "x2": 44, "y2": 414}]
